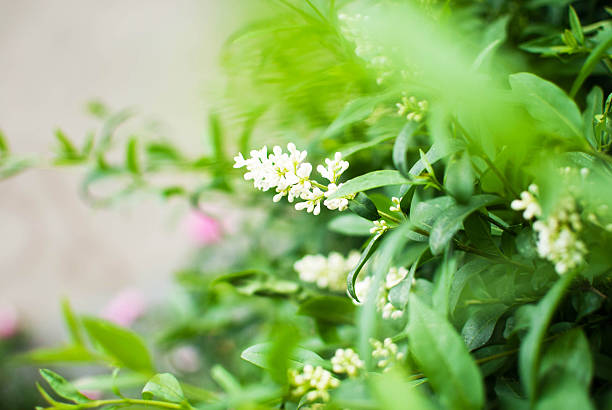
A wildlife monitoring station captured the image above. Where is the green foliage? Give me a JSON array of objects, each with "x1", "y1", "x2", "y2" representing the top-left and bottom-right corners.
[{"x1": 6, "y1": 0, "x2": 612, "y2": 409}]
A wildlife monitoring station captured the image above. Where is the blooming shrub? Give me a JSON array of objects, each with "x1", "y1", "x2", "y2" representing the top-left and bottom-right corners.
[{"x1": 2, "y1": 0, "x2": 612, "y2": 409}]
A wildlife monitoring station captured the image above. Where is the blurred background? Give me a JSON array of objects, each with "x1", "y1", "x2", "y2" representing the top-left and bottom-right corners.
[{"x1": 0, "y1": 0, "x2": 238, "y2": 344}]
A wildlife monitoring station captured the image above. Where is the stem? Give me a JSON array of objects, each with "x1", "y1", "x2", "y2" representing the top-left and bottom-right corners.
[
  {"x1": 72, "y1": 398, "x2": 185, "y2": 409},
  {"x1": 377, "y1": 210, "x2": 402, "y2": 224},
  {"x1": 479, "y1": 211, "x2": 515, "y2": 236}
]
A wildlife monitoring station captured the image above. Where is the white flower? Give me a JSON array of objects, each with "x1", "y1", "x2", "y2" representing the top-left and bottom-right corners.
[
  {"x1": 511, "y1": 184, "x2": 541, "y2": 220},
  {"x1": 389, "y1": 197, "x2": 401, "y2": 212},
  {"x1": 370, "y1": 219, "x2": 390, "y2": 235},
  {"x1": 289, "y1": 365, "x2": 339, "y2": 403},
  {"x1": 323, "y1": 183, "x2": 351, "y2": 211},
  {"x1": 533, "y1": 197, "x2": 586, "y2": 275},
  {"x1": 331, "y1": 348, "x2": 364, "y2": 378},
  {"x1": 295, "y1": 187, "x2": 325, "y2": 216},
  {"x1": 385, "y1": 266, "x2": 408, "y2": 289},
  {"x1": 294, "y1": 251, "x2": 361, "y2": 292},
  {"x1": 354, "y1": 276, "x2": 372, "y2": 304},
  {"x1": 317, "y1": 152, "x2": 349, "y2": 183}
]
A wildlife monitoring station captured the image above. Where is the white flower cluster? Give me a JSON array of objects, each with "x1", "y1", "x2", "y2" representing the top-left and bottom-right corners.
[
  {"x1": 512, "y1": 185, "x2": 586, "y2": 275},
  {"x1": 289, "y1": 365, "x2": 339, "y2": 403},
  {"x1": 396, "y1": 96, "x2": 428, "y2": 122},
  {"x1": 389, "y1": 196, "x2": 402, "y2": 212},
  {"x1": 370, "y1": 338, "x2": 405, "y2": 371},
  {"x1": 294, "y1": 251, "x2": 361, "y2": 292},
  {"x1": 511, "y1": 184, "x2": 541, "y2": 220},
  {"x1": 234, "y1": 144, "x2": 352, "y2": 216},
  {"x1": 370, "y1": 219, "x2": 390, "y2": 235},
  {"x1": 331, "y1": 348, "x2": 364, "y2": 378},
  {"x1": 354, "y1": 266, "x2": 410, "y2": 320}
]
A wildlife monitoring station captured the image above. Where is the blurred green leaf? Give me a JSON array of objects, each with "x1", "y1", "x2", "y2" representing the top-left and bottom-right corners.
[
  {"x1": 328, "y1": 214, "x2": 373, "y2": 236},
  {"x1": 519, "y1": 271, "x2": 578, "y2": 403},
  {"x1": 240, "y1": 343, "x2": 328, "y2": 370},
  {"x1": 298, "y1": 296, "x2": 356, "y2": 324},
  {"x1": 82, "y1": 317, "x2": 154, "y2": 374},
  {"x1": 570, "y1": 29, "x2": 612, "y2": 98},
  {"x1": 444, "y1": 151, "x2": 474, "y2": 204},
  {"x1": 61, "y1": 298, "x2": 84, "y2": 346},
  {"x1": 393, "y1": 122, "x2": 420, "y2": 178},
  {"x1": 142, "y1": 373, "x2": 186, "y2": 403},
  {"x1": 408, "y1": 295, "x2": 484, "y2": 410},
  {"x1": 40, "y1": 369, "x2": 91, "y2": 404},
  {"x1": 125, "y1": 137, "x2": 141, "y2": 174},
  {"x1": 509, "y1": 73, "x2": 583, "y2": 141}
]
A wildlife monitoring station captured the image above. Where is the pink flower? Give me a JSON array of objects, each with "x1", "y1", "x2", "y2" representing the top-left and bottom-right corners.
[
  {"x1": 80, "y1": 390, "x2": 102, "y2": 400},
  {"x1": 186, "y1": 210, "x2": 222, "y2": 245},
  {"x1": 101, "y1": 289, "x2": 146, "y2": 327},
  {"x1": 0, "y1": 304, "x2": 18, "y2": 340}
]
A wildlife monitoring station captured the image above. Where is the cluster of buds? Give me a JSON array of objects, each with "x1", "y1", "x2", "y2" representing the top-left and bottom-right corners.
[
  {"x1": 234, "y1": 144, "x2": 353, "y2": 216},
  {"x1": 331, "y1": 348, "x2": 364, "y2": 378},
  {"x1": 288, "y1": 365, "x2": 339, "y2": 403},
  {"x1": 396, "y1": 96, "x2": 428, "y2": 122},
  {"x1": 370, "y1": 338, "x2": 405, "y2": 371}
]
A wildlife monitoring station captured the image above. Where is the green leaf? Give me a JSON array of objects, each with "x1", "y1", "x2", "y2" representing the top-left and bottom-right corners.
[
  {"x1": 410, "y1": 195, "x2": 455, "y2": 231},
  {"x1": 61, "y1": 298, "x2": 84, "y2": 346},
  {"x1": 519, "y1": 270, "x2": 578, "y2": 403},
  {"x1": 429, "y1": 194, "x2": 501, "y2": 255},
  {"x1": 583, "y1": 86, "x2": 603, "y2": 149},
  {"x1": 142, "y1": 373, "x2": 185, "y2": 403},
  {"x1": 444, "y1": 151, "x2": 474, "y2": 204},
  {"x1": 298, "y1": 296, "x2": 356, "y2": 324},
  {"x1": 408, "y1": 295, "x2": 484, "y2": 410},
  {"x1": 341, "y1": 133, "x2": 397, "y2": 158},
  {"x1": 347, "y1": 234, "x2": 383, "y2": 302},
  {"x1": 240, "y1": 343, "x2": 328, "y2": 370},
  {"x1": 570, "y1": 29, "x2": 612, "y2": 97},
  {"x1": 82, "y1": 317, "x2": 154, "y2": 374},
  {"x1": 432, "y1": 249, "x2": 456, "y2": 317},
  {"x1": 348, "y1": 192, "x2": 380, "y2": 221},
  {"x1": 509, "y1": 73, "x2": 583, "y2": 140},
  {"x1": 393, "y1": 122, "x2": 419, "y2": 178},
  {"x1": 328, "y1": 214, "x2": 373, "y2": 236},
  {"x1": 328, "y1": 170, "x2": 410, "y2": 199},
  {"x1": 211, "y1": 365, "x2": 241, "y2": 393},
  {"x1": 322, "y1": 95, "x2": 385, "y2": 139},
  {"x1": 568, "y1": 6, "x2": 584, "y2": 45},
  {"x1": 461, "y1": 304, "x2": 507, "y2": 351},
  {"x1": 40, "y1": 369, "x2": 91, "y2": 404},
  {"x1": 449, "y1": 258, "x2": 492, "y2": 313},
  {"x1": 21, "y1": 345, "x2": 101, "y2": 364},
  {"x1": 369, "y1": 369, "x2": 437, "y2": 410},
  {"x1": 0, "y1": 129, "x2": 8, "y2": 155},
  {"x1": 54, "y1": 129, "x2": 80, "y2": 159},
  {"x1": 125, "y1": 137, "x2": 141, "y2": 174},
  {"x1": 537, "y1": 329, "x2": 594, "y2": 410}
]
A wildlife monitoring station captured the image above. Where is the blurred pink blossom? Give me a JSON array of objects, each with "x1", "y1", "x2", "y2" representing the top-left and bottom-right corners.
[
  {"x1": 101, "y1": 289, "x2": 146, "y2": 327},
  {"x1": 0, "y1": 303, "x2": 18, "y2": 339},
  {"x1": 80, "y1": 390, "x2": 102, "y2": 400},
  {"x1": 186, "y1": 210, "x2": 222, "y2": 245},
  {"x1": 170, "y1": 345, "x2": 201, "y2": 373}
]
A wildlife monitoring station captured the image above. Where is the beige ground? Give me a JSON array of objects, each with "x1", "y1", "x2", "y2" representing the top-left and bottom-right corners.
[{"x1": 0, "y1": 0, "x2": 237, "y2": 343}]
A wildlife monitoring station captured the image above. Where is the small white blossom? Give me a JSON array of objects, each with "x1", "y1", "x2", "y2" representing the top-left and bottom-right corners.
[
  {"x1": 533, "y1": 197, "x2": 586, "y2": 275},
  {"x1": 370, "y1": 219, "x2": 390, "y2": 235},
  {"x1": 331, "y1": 348, "x2": 364, "y2": 378},
  {"x1": 511, "y1": 184, "x2": 541, "y2": 220},
  {"x1": 295, "y1": 187, "x2": 325, "y2": 216},
  {"x1": 294, "y1": 251, "x2": 360, "y2": 292},
  {"x1": 370, "y1": 338, "x2": 405, "y2": 371},
  {"x1": 317, "y1": 152, "x2": 349, "y2": 183},
  {"x1": 323, "y1": 183, "x2": 352, "y2": 211},
  {"x1": 381, "y1": 302, "x2": 404, "y2": 320},
  {"x1": 389, "y1": 196, "x2": 402, "y2": 212},
  {"x1": 289, "y1": 365, "x2": 339, "y2": 403}
]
